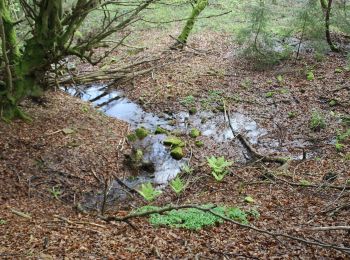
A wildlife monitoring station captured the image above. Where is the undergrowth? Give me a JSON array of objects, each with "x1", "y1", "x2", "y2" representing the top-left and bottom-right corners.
[{"x1": 135, "y1": 204, "x2": 255, "y2": 230}]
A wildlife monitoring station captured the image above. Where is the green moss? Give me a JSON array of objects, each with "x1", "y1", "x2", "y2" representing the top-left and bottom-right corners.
[
  {"x1": 164, "y1": 136, "x2": 185, "y2": 147},
  {"x1": 127, "y1": 133, "x2": 137, "y2": 142},
  {"x1": 155, "y1": 126, "x2": 168, "y2": 135},
  {"x1": 195, "y1": 140, "x2": 204, "y2": 147},
  {"x1": 189, "y1": 128, "x2": 201, "y2": 138},
  {"x1": 329, "y1": 99, "x2": 337, "y2": 107},
  {"x1": 170, "y1": 147, "x2": 184, "y2": 160},
  {"x1": 135, "y1": 127, "x2": 149, "y2": 139},
  {"x1": 189, "y1": 107, "x2": 197, "y2": 115}
]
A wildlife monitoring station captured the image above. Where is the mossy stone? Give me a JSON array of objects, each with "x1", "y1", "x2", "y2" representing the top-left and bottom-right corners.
[
  {"x1": 135, "y1": 127, "x2": 149, "y2": 139},
  {"x1": 189, "y1": 128, "x2": 201, "y2": 138},
  {"x1": 189, "y1": 107, "x2": 197, "y2": 115},
  {"x1": 195, "y1": 140, "x2": 204, "y2": 147},
  {"x1": 170, "y1": 147, "x2": 184, "y2": 160},
  {"x1": 127, "y1": 133, "x2": 137, "y2": 142},
  {"x1": 164, "y1": 136, "x2": 185, "y2": 147},
  {"x1": 155, "y1": 126, "x2": 168, "y2": 135}
]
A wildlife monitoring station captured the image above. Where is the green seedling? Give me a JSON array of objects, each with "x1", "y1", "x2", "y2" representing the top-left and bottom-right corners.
[
  {"x1": 0, "y1": 219, "x2": 6, "y2": 225},
  {"x1": 49, "y1": 186, "x2": 62, "y2": 199},
  {"x1": 265, "y1": 91, "x2": 275, "y2": 98},
  {"x1": 310, "y1": 111, "x2": 326, "y2": 131}
]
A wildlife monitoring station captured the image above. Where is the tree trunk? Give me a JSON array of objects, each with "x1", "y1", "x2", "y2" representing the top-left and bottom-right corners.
[
  {"x1": 171, "y1": 0, "x2": 208, "y2": 49},
  {"x1": 320, "y1": 0, "x2": 339, "y2": 52}
]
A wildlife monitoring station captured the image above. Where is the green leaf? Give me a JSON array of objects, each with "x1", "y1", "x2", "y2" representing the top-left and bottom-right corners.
[
  {"x1": 244, "y1": 196, "x2": 255, "y2": 203},
  {"x1": 62, "y1": 128, "x2": 74, "y2": 135}
]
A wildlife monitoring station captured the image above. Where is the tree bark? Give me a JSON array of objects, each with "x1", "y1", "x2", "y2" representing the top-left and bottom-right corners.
[{"x1": 171, "y1": 0, "x2": 208, "y2": 49}]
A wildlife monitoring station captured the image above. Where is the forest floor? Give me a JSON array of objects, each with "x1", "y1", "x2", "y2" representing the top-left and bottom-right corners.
[{"x1": 1, "y1": 30, "x2": 350, "y2": 259}]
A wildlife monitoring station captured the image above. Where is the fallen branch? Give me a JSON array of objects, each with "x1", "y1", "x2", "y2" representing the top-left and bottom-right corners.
[
  {"x1": 10, "y1": 208, "x2": 31, "y2": 219},
  {"x1": 223, "y1": 101, "x2": 287, "y2": 164},
  {"x1": 101, "y1": 204, "x2": 350, "y2": 255},
  {"x1": 306, "y1": 226, "x2": 350, "y2": 231}
]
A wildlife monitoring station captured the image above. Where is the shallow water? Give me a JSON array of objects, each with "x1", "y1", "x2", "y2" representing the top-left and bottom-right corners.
[{"x1": 66, "y1": 85, "x2": 270, "y2": 209}]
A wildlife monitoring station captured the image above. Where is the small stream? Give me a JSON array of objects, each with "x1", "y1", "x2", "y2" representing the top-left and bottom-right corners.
[{"x1": 65, "y1": 85, "x2": 294, "y2": 210}]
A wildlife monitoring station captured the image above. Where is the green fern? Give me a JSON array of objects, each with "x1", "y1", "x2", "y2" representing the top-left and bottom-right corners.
[
  {"x1": 137, "y1": 182, "x2": 162, "y2": 202},
  {"x1": 207, "y1": 156, "x2": 233, "y2": 181},
  {"x1": 170, "y1": 177, "x2": 186, "y2": 194}
]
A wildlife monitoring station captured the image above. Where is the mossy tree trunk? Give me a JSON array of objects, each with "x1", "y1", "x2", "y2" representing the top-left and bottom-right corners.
[
  {"x1": 0, "y1": 0, "x2": 154, "y2": 121},
  {"x1": 320, "y1": 0, "x2": 339, "y2": 52},
  {"x1": 172, "y1": 0, "x2": 208, "y2": 49}
]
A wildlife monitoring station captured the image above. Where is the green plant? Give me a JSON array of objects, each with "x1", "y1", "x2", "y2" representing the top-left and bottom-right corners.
[
  {"x1": 81, "y1": 104, "x2": 89, "y2": 113},
  {"x1": 306, "y1": 71, "x2": 315, "y2": 81},
  {"x1": 180, "y1": 95, "x2": 195, "y2": 106},
  {"x1": 265, "y1": 91, "x2": 275, "y2": 98},
  {"x1": 136, "y1": 204, "x2": 249, "y2": 230},
  {"x1": 344, "y1": 153, "x2": 350, "y2": 161},
  {"x1": 276, "y1": 75, "x2": 283, "y2": 84},
  {"x1": 49, "y1": 186, "x2": 62, "y2": 199},
  {"x1": 207, "y1": 156, "x2": 233, "y2": 181},
  {"x1": 300, "y1": 180, "x2": 311, "y2": 186},
  {"x1": 170, "y1": 177, "x2": 186, "y2": 194},
  {"x1": 0, "y1": 219, "x2": 6, "y2": 225},
  {"x1": 181, "y1": 164, "x2": 193, "y2": 174},
  {"x1": 329, "y1": 99, "x2": 337, "y2": 107},
  {"x1": 335, "y1": 141, "x2": 344, "y2": 152},
  {"x1": 288, "y1": 111, "x2": 297, "y2": 119},
  {"x1": 247, "y1": 208, "x2": 260, "y2": 219},
  {"x1": 137, "y1": 182, "x2": 162, "y2": 202},
  {"x1": 244, "y1": 196, "x2": 255, "y2": 203},
  {"x1": 310, "y1": 111, "x2": 326, "y2": 131}
]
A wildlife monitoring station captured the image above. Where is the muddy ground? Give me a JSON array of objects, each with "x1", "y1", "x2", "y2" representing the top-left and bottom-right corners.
[{"x1": 1, "y1": 31, "x2": 350, "y2": 259}]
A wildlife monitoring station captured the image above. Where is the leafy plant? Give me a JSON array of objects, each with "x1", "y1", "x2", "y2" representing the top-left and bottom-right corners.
[
  {"x1": 180, "y1": 95, "x2": 195, "y2": 106},
  {"x1": 288, "y1": 111, "x2": 297, "y2": 119},
  {"x1": 306, "y1": 71, "x2": 315, "y2": 81},
  {"x1": 335, "y1": 141, "x2": 344, "y2": 152},
  {"x1": 137, "y1": 182, "x2": 162, "y2": 202},
  {"x1": 276, "y1": 75, "x2": 283, "y2": 84},
  {"x1": 207, "y1": 156, "x2": 233, "y2": 181},
  {"x1": 49, "y1": 186, "x2": 62, "y2": 199},
  {"x1": 181, "y1": 164, "x2": 194, "y2": 174},
  {"x1": 0, "y1": 219, "x2": 6, "y2": 225},
  {"x1": 136, "y1": 204, "x2": 249, "y2": 230},
  {"x1": 244, "y1": 196, "x2": 255, "y2": 203},
  {"x1": 265, "y1": 91, "x2": 275, "y2": 98},
  {"x1": 170, "y1": 177, "x2": 186, "y2": 194},
  {"x1": 300, "y1": 180, "x2": 311, "y2": 186},
  {"x1": 247, "y1": 208, "x2": 260, "y2": 219},
  {"x1": 309, "y1": 111, "x2": 326, "y2": 131}
]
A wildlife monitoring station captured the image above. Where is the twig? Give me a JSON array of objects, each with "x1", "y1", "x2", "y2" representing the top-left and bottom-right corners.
[
  {"x1": 10, "y1": 208, "x2": 31, "y2": 219},
  {"x1": 306, "y1": 226, "x2": 350, "y2": 231}
]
